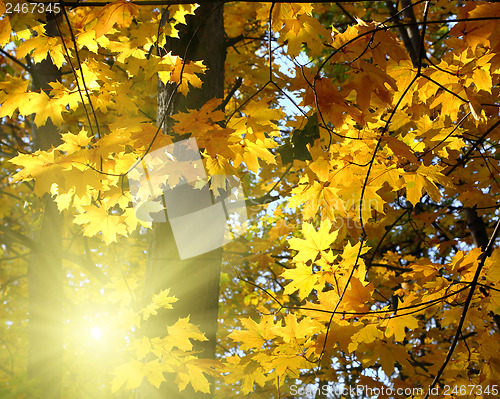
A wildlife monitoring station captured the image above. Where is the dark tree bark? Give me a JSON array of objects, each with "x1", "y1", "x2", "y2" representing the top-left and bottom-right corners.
[
  {"x1": 27, "y1": 14, "x2": 64, "y2": 399},
  {"x1": 464, "y1": 207, "x2": 489, "y2": 250},
  {"x1": 386, "y1": 0, "x2": 423, "y2": 67},
  {"x1": 140, "y1": 3, "x2": 225, "y2": 398}
]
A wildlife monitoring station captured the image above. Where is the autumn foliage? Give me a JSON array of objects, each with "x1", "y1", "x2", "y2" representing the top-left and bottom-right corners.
[{"x1": 1, "y1": 1, "x2": 500, "y2": 398}]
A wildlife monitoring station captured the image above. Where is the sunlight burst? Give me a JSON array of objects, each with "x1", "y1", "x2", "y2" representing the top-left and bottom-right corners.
[{"x1": 91, "y1": 326, "x2": 102, "y2": 340}]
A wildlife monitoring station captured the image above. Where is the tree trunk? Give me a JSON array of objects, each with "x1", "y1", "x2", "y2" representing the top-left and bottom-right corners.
[
  {"x1": 141, "y1": 3, "x2": 225, "y2": 398},
  {"x1": 386, "y1": 0, "x2": 423, "y2": 67},
  {"x1": 27, "y1": 15, "x2": 64, "y2": 399},
  {"x1": 464, "y1": 207, "x2": 489, "y2": 250}
]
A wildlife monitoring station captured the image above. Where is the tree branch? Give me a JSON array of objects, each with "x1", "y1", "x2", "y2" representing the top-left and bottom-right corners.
[
  {"x1": 424, "y1": 217, "x2": 500, "y2": 399},
  {"x1": 217, "y1": 77, "x2": 242, "y2": 111},
  {"x1": 0, "y1": 48, "x2": 31, "y2": 72}
]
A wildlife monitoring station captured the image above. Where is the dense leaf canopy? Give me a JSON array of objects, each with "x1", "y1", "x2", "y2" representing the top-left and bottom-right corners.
[{"x1": 1, "y1": 1, "x2": 500, "y2": 398}]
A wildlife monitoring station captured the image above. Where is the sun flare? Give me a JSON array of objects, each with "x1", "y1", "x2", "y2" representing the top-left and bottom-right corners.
[{"x1": 90, "y1": 326, "x2": 102, "y2": 340}]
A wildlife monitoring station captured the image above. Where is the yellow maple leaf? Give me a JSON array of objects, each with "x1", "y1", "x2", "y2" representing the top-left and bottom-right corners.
[
  {"x1": 347, "y1": 324, "x2": 383, "y2": 353},
  {"x1": 382, "y1": 314, "x2": 419, "y2": 342},
  {"x1": 22, "y1": 91, "x2": 66, "y2": 127},
  {"x1": 73, "y1": 205, "x2": 128, "y2": 245},
  {"x1": 484, "y1": 249, "x2": 500, "y2": 285},
  {"x1": 10, "y1": 149, "x2": 68, "y2": 196},
  {"x1": 92, "y1": 0, "x2": 139, "y2": 38},
  {"x1": 170, "y1": 4, "x2": 199, "y2": 25},
  {"x1": 238, "y1": 140, "x2": 277, "y2": 173},
  {"x1": 403, "y1": 165, "x2": 450, "y2": 206},
  {"x1": 58, "y1": 166, "x2": 104, "y2": 197},
  {"x1": 77, "y1": 30, "x2": 98, "y2": 53},
  {"x1": 270, "y1": 353, "x2": 307, "y2": 378},
  {"x1": 339, "y1": 277, "x2": 373, "y2": 312},
  {"x1": 309, "y1": 157, "x2": 331, "y2": 181},
  {"x1": 111, "y1": 360, "x2": 145, "y2": 392},
  {"x1": 273, "y1": 314, "x2": 318, "y2": 344},
  {"x1": 472, "y1": 66, "x2": 493, "y2": 93},
  {"x1": 58, "y1": 129, "x2": 92, "y2": 154},
  {"x1": 340, "y1": 241, "x2": 371, "y2": 262},
  {"x1": 165, "y1": 317, "x2": 207, "y2": 352},
  {"x1": 132, "y1": 337, "x2": 151, "y2": 360},
  {"x1": 375, "y1": 342, "x2": 412, "y2": 376},
  {"x1": 175, "y1": 361, "x2": 211, "y2": 393},
  {"x1": 281, "y1": 263, "x2": 319, "y2": 300},
  {"x1": 142, "y1": 289, "x2": 178, "y2": 320},
  {"x1": 152, "y1": 288, "x2": 178, "y2": 309},
  {"x1": 142, "y1": 302, "x2": 160, "y2": 321},
  {"x1": 111, "y1": 359, "x2": 165, "y2": 391},
  {"x1": 143, "y1": 360, "x2": 166, "y2": 389},
  {"x1": 228, "y1": 316, "x2": 274, "y2": 350},
  {"x1": 288, "y1": 220, "x2": 338, "y2": 263},
  {"x1": 16, "y1": 32, "x2": 66, "y2": 67},
  {"x1": 172, "y1": 98, "x2": 225, "y2": 133},
  {"x1": 274, "y1": 5, "x2": 330, "y2": 56},
  {"x1": 0, "y1": 77, "x2": 30, "y2": 118},
  {"x1": 385, "y1": 135, "x2": 418, "y2": 163},
  {"x1": 0, "y1": 17, "x2": 11, "y2": 47},
  {"x1": 158, "y1": 53, "x2": 205, "y2": 95}
]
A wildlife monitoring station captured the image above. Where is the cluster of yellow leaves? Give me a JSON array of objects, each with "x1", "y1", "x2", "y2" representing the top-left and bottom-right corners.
[
  {"x1": 228, "y1": 100, "x2": 282, "y2": 173},
  {"x1": 9, "y1": 126, "x2": 149, "y2": 243},
  {"x1": 226, "y1": 314, "x2": 321, "y2": 393},
  {"x1": 266, "y1": 3, "x2": 332, "y2": 56},
  {"x1": 158, "y1": 53, "x2": 206, "y2": 95},
  {"x1": 4, "y1": 0, "x2": 286, "y2": 249},
  {"x1": 112, "y1": 289, "x2": 220, "y2": 394},
  {"x1": 224, "y1": 0, "x2": 500, "y2": 394},
  {"x1": 3, "y1": 0, "x2": 500, "y2": 396},
  {"x1": 226, "y1": 308, "x2": 420, "y2": 394},
  {"x1": 0, "y1": 78, "x2": 78, "y2": 127}
]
